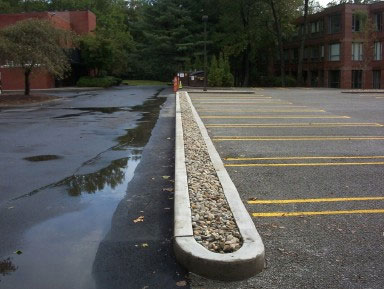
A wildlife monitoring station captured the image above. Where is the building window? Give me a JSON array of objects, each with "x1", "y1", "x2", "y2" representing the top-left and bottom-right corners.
[
  {"x1": 352, "y1": 42, "x2": 363, "y2": 61},
  {"x1": 311, "y1": 46, "x2": 320, "y2": 60},
  {"x1": 293, "y1": 48, "x2": 299, "y2": 61},
  {"x1": 373, "y1": 70, "x2": 381, "y2": 89},
  {"x1": 311, "y1": 20, "x2": 323, "y2": 33},
  {"x1": 329, "y1": 14, "x2": 341, "y2": 33},
  {"x1": 374, "y1": 42, "x2": 382, "y2": 60},
  {"x1": 328, "y1": 70, "x2": 340, "y2": 88},
  {"x1": 320, "y1": 45, "x2": 324, "y2": 59},
  {"x1": 352, "y1": 70, "x2": 363, "y2": 88},
  {"x1": 352, "y1": 14, "x2": 362, "y2": 32},
  {"x1": 374, "y1": 13, "x2": 382, "y2": 32},
  {"x1": 304, "y1": 47, "x2": 311, "y2": 60},
  {"x1": 329, "y1": 43, "x2": 340, "y2": 61},
  {"x1": 284, "y1": 49, "x2": 290, "y2": 62}
]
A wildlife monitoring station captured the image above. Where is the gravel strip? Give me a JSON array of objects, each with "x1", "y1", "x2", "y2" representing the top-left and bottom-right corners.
[{"x1": 180, "y1": 93, "x2": 243, "y2": 253}]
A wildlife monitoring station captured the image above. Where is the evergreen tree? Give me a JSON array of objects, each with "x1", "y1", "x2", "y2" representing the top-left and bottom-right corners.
[{"x1": 222, "y1": 55, "x2": 234, "y2": 87}]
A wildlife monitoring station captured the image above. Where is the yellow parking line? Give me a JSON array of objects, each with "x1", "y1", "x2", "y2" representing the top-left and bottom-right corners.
[
  {"x1": 225, "y1": 161, "x2": 384, "y2": 167},
  {"x1": 196, "y1": 102, "x2": 293, "y2": 105},
  {"x1": 199, "y1": 103, "x2": 308, "y2": 107},
  {"x1": 213, "y1": 136, "x2": 384, "y2": 141},
  {"x1": 252, "y1": 209, "x2": 384, "y2": 217},
  {"x1": 225, "y1": 155, "x2": 384, "y2": 161},
  {"x1": 202, "y1": 116, "x2": 350, "y2": 119},
  {"x1": 200, "y1": 110, "x2": 326, "y2": 112},
  {"x1": 248, "y1": 196, "x2": 384, "y2": 204},
  {"x1": 193, "y1": 97, "x2": 272, "y2": 99},
  {"x1": 206, "y1": 123, "x2": 383, "y2": 128}
]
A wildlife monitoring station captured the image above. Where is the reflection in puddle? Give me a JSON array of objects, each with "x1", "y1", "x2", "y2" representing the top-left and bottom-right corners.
[
  {"x1": 23, "y1": 155, "x2": 62, "y2": 162},
  {"x1": 0, "y1": 92, "x2": 167, "y2": 289}
]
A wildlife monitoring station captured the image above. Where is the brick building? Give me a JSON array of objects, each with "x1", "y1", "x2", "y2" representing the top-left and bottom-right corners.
[
  {"x1": 0, "y1": 11, "x2": 96, "y2": 90},
  {"x1": 284, "y1": 2, "x2": 384, "y2": 89}
]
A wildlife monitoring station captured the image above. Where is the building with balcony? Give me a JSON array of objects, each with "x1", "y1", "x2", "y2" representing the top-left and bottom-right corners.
[
  {"x1": 0, "y1": 11, "x2": 96, "y2": 91},
  {"x1": 284, "y1": 2, "x2": 384, "y2": 89}
]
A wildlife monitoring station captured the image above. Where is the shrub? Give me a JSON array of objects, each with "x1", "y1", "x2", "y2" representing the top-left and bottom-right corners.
[
  {"x1": 272, "y1": 76, "x2": 297, "y2": 87},
  {"x1": 76, "y1": 76, "x2": 122, "y2": 88}
]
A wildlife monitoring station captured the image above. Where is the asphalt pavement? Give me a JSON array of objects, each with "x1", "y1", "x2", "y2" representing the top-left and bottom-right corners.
[
  {"x1": 188, "y1": 88, "x2": 384, "y2": 289},
  {"x1": 0, "y1": 86, "x2": 188, "y2": 289}
]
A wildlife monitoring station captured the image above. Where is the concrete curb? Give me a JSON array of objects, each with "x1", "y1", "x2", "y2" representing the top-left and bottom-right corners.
[{"x1": 174, "y1": 91, "x2": 265, "y2": 281}]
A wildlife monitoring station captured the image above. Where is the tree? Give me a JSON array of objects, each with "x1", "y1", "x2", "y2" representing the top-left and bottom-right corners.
[
  {"x1": 297, "y1": 0, "x2": 309, "y2": 86},
  {"x1": 208, "y1": 55, "x2": 220, "y2": 86},
  {"x1": 0, "y1": 19, "x2": 71, "y2": 95},
  {"x1": 79, "y1": 0, "x2": 135, "y2": 76}
]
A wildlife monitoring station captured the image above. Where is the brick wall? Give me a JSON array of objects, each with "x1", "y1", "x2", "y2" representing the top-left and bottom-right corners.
[
  {"x1": 283, "y1": 3, "x2": 384, "y2": 89},
  {"x1": 0, "y1": 11, "x2": 96, "y2": 90},
  {"x1": 0, "y1": 68, "x2": 54, "y2": 90}
]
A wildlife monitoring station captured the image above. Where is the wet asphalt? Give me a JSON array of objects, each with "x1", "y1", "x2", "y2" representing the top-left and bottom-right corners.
[
  {"x1": 0, "y1": 86, "x2": 188, "y2": 289},
  {"x1": 188, "y1": 88, "x2": 384, "y2": 289}
]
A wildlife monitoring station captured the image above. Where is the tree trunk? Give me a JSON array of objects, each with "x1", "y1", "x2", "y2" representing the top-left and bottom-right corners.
[
  {"x1": 270, "y1": 0, "x2": 285, "y2": 87},
  {"x1": 298, "y1": 0, "x2": 309, "y2": 86},
  {"x1": 243, "y1": 45, "x2": 250, "y2": 87},
  {"x1": 24, "y1": 69, "x2": 31, "y2": 96}
]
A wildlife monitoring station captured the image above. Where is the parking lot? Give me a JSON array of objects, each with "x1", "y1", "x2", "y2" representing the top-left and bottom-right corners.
[{"x1": 188, "y1": 88, "x2": 384, "y2": 289}]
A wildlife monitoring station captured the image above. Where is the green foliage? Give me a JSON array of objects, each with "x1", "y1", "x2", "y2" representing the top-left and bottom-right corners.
[
  {"x1": 207, "y1": 55, "x2": 220, "y2": 87},
  {"x1": 273, "y1": 76, "x2": 297, "y2": 87},
  {"x1": 208, "y1": 54, "x2": 234, "y2": 87},
  {"x1": 0, "y1": 0, "x2": 306, "y2": 87},
  {"x1": 76, "y1": 76, "x2": 122, "y2": 88},
  {"x1": 0, "y1": 18, "x2": 71, "y2": 95}
]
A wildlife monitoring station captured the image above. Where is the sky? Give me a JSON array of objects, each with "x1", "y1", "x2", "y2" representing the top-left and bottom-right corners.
[{"x1": 318, "y1": 0, "x2": 330, "y2": 7}]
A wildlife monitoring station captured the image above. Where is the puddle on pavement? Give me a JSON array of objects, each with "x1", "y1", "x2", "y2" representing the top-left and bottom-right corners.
[
  {"x1": 0, "y1": 92, "x2": 167, "y2": 289},
  {"x1": 53, "y1": 107, "x2": 127, "y2": 119},
  {"x1": 23, "y1": 155, "x2": 62, "y2": 162}
]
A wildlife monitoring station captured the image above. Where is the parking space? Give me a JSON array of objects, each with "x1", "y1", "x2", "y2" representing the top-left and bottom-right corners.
[{"x1": 188, "y1": 88, "x2": 384, "y2": 289}]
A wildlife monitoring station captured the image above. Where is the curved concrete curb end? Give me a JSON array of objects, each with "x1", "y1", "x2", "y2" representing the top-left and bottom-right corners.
[{"x1": 174, "y1": 91, "x2": 265, "y2": 281}]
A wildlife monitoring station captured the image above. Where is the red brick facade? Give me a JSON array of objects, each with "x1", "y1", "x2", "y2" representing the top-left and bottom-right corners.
[
  {"x1": 0, "y1": 11, "x2": 96, "y2": 90},
  {"x1": 284, "y1": 2, "x2": 384, "y2": 89}
]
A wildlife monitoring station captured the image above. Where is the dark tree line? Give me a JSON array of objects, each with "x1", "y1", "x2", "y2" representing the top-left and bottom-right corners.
[{"x1": 4, "y1": 0, "x2": 376, "y2": 86}]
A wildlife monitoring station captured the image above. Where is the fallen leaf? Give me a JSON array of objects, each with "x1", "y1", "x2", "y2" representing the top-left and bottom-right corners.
[
  {"x1": 14, "y1": 250, "x2": 22, "y2": 255},
  {"x1": 141, "y1": 243, "x2": 149, "y2": 248},
  {"x1": 164, "y1": 208, "x2": 171, "y2": 210},
  {"x1": 162, "y1": 187, "x2": 174, "y2": 192},
  {"x1": 166, "y1": 137, "x2": 171, "y2": 140},
  {"x1": 162, "y1": 176, "x2": 170, "y2": 180},
  {"x1": 176, "y1": 280, "x2": 187, "y2": 287},
  {"x1": 8, "y1": 206, "x2": 14, "y2": 209},
  {"x1": 133, "y1": 216, "x2": 144, "y2": 223},
  {"x1": 248, "y1": 197, "x2": 258, "y2": 201}
]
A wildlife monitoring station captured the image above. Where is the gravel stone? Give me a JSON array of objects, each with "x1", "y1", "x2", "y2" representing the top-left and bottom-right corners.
[{"x1": 180, "y1": 93, "x2": 243, "y2": 253}]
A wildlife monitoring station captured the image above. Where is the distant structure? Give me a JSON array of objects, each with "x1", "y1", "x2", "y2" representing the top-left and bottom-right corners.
[
  {"x1": 0, "y1": 11, "x2": 96, "y2": 90},
  {"x1": 283, "y1": 2, "x2": 384, "y2": 89}
]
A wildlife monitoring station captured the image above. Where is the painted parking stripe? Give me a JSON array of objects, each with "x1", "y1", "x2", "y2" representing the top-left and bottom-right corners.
[
  {"x1": 201, "y1": 116, "x2": 350, "y2": 119},
  {"x1": 225, "y1": 155, "x2": 384, "y2": 161},
  {"x1": 198, "y1": 109, "x2": 326, "y2": 113},
  {"x1": 195, "y1": 102, "x2": 293, "y2": 105},
  {"x1": 192, "y1": 97, "x2": 273, "y2": 99},
  {"x1": 247, "y1": 196, "x2": 384, "y2": 204},
  {"x1": 213, "y1": 136, "x2": 384, "y2": 141},
  {"x1": 225, "y1": 161, "x2": 384, "y2": 167},
  {"x1": 206, "y1": 123, "x2": 383, "y2": 128},
  {"x1": 252, "y1": 209, "x2": 384, "y2": 217}
]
